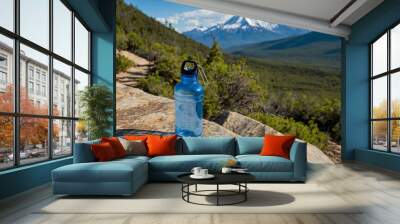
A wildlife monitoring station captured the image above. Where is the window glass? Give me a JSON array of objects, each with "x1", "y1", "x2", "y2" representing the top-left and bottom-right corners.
[
  {"x1": 75, "y1": 18, "x2": 89, "y2": 70},
  {"x1": 391, "y1": 120, "x2": 400, "y2": 153},
  {"x1": 74, "y1": 69, "x2": 89, "y2": 118},
  {"x1": 391, "y1": 72, "x2": 400, "y2": 118},
  {"x1": 391, "y1": 24, "x2": 400, "y2": 70},
  {"x1": 53, "y1": 0, "x2": 72, "y2": 60},
  {"x1": 75, "y1": 120, "x2": 88, "y2": 143},
  {"x1": 0, "y1": 35, "x2": 14, "y2": 112},
  {"x1": 20, "y1": 44, "x2": 49, "y2": 115},
  {"x1": 0, "y1": 116, "x2": 14, "y2": 170},
  {"x1": 372, "y1": 33, "x2": 387, "y2": 76},
  {"x1": 20, "y1": 0, "x2": 49, "y2": 49},
  {"x1": 53, "y1": 119, "x2": 72, "y2": 157},
  {"x1": 0, "y1": 0, "x2": 93, "y2": 168},
  {"x1": 372, "y1": 121, "x2": 388, "y2": 151},
  {"x1": 19, "y1": 117, "x2": 49, "y2": 165},
  {"x1": 53, "y1": 59, "x2": 72, "y2": 117},
  {"x1": 372, "y1": 76, "x2": 387, "y2": 119},
  {"x1": 0, "y1": 0, "x2": 14, "y2": 31}
]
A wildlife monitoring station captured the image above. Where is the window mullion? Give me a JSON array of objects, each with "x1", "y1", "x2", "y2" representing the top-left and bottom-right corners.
[
  {"x1": 13, "y1": 0, "x2": 20, "y2": 167},
  {"x1": 370, "y1": 45, "x2": 373, "y2": 149},
  {"x1": 71, "y1": 10, "x2": 76, "y2": 154},
  {"x1": 48, "y1": 0, "x2": 54, "y2": 160},
  {"x1": 388, "y1": 30, "x2": 391, "y2": 153}
]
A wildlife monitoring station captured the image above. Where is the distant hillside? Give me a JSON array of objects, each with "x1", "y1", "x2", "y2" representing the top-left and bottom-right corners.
[
  {"x1": 227, "y1": 32, "x2": 341, "y2": 71},
  {"x1": 184, "y1": 16, "x2": 307, "y2": 49},
  {"x1": 117, "y1": 0, "x2": 210, "y2": 59}
]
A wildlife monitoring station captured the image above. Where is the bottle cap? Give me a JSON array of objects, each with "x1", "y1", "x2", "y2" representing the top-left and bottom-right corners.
[{"x1": 181, "y1": 60, "x2": 198, "y2": 76}]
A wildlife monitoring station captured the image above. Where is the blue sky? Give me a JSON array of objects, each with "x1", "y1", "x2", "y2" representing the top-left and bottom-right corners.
[
  {"x1": 125, "y1": 0, "x2": 195, "y2": 18},
  {"x1": 124, "y1": 0, "x2": 233, "y2": 32}
]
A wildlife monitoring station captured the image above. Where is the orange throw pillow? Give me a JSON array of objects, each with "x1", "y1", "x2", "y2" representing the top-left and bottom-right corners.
[
  {"x1": 91, "y1": 142, "x2": 117, "y2": 162},
  {"x1": 260, "y1": 135, "x2": 296, "y2": 159},
  {"x1": 146, "y1": 135, "x2": 177, "y2": 157},
  {"x1": 101, "y1": 137, "x2": 127, "y2": 158},
  {"x1": 124, "y1": 135, "x2": 148, "y2": 142}
]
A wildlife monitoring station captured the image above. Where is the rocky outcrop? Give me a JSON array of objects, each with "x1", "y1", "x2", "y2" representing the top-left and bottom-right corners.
[
  {"x1": 215, "y1": 111, "x2": 335, "y2": 164},
  {"x1": 215, "y1": 111, "x2": 281, "y2": 136},
  {"x1": 116, "y1": 83, "x2": 236, "y2": 137},
  {"x1": 116, "y1": 50, "x2": 153, "y2": 88}
]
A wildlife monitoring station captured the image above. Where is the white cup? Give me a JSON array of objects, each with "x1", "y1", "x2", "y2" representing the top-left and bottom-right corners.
[
  {"x1": 221, "y1": 167, "x2": 232, "y2": 174},
  {"x1": 200, "y1": 169, "x2": 208, "y2": 176},
  {"x1": 191, "y1": 167, "x2": 202, "y2": 176}
]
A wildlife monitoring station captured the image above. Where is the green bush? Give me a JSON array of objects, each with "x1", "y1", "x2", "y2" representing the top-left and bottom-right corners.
[
  {"x1": 138, "y1": 73, "x2": 173, "y2": 98},
  {"x1": 116, "y1": 54, "x2": 134, "y2": 73},
  {"x1": 250, "y1": 112, "x2": 330, "y2": 150},
  {"x1": 201, "y1": 43, "x2": 265, "y2": 119}
]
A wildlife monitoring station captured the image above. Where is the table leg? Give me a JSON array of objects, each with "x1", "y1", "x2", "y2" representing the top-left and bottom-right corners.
[
  {"x1": 187, "y1": 184, "x2": 190, "y2": 202},
  {"x1": 245, "y1": 183, "x2": 247, "y2": 201},
  {"x1": 181, "y1": 184, "x2": 183, "y2": 199},
  {"x1": 195, "y1": 184, "x2": 198, "y2": 192},
  {"x1": 217, "y1": 184, "x2": 219, "y2": 206}
]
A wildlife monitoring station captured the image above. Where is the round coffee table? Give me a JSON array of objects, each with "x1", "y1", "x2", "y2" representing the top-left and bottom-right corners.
[{"x1": 177, "y1": 173, "x2": 255, "y2": 206}]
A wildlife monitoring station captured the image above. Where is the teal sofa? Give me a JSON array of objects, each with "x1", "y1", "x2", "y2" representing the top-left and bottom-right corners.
[{"x1": 52, "y1": 137, "x2": 307, "y2": 196}]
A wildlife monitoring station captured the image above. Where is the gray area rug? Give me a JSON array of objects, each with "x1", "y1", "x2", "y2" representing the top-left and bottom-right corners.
[{"x1": 38, "y1": 183, "x2": 362, "y2": 214}]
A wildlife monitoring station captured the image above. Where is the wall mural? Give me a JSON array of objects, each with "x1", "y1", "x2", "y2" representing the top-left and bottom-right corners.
[{"x1": 115, "y1": 0, "x2": 342, "y2": 162}]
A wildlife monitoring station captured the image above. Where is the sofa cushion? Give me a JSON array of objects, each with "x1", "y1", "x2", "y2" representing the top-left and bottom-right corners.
[
  {"x1": 53, "y1": 158, "x2": 147, "y2": 183},
  {"x1": 101, "y1": 137, "x2": 127, "y2": 158},
  {"x1": 178, "y1": 137, "x2": 236, "y2": 155},
  {"x1": 118, "y1": 138, "x2": 147, "y2": 156},
  {"x1": 260, "y1": 135, "x2": 295, "y2": 159},
  {"x1": 116, "y1": 155, "x2": 150, "y2": 163},
  {"x1": 236, "y1": 155, "x2": 293, "y2": 172},
  {"x1": 147, "y1": 135, "x2": 177, "y2": 157},
  {"x1": 149, "y1": 154, "x2": 235, "y2": 172},
  {"x1": 236, "y1": 137, "x2": 264, "y2": 155},
  {"x1": 91, "y1": 142, "x2": 118, "y2": 162}
]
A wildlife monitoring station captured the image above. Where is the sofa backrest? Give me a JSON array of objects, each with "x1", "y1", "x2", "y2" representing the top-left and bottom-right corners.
[
  {"x1": 177, "y1": 137, "x2": 236, "y2": 155},
  {"x1": 236, "y1": 137, "x2": 264, "y2": 155},
  {"x1": 73, "y1": 139, "x2": 100, "y2": 163}
]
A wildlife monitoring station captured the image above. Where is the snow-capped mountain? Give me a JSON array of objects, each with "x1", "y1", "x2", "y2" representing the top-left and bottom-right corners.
[{"x1": 183, "y1": 16, "x2": 308, "y2": 49}]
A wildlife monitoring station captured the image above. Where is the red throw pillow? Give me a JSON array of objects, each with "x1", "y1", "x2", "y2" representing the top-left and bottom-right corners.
[
  {"x1": 101, "y1": 137, "x2": 127, "y2": 158},
  {"x1": 124, "y1": 135, "x2": 148, "y2": 141},
  {"x1": 91, "y1": 142, "x2": 117, "y2": 162},
  {"x1": 146, "y1": 135, "x2": 177, "y2": 157},
  {"x1": 260, "y1": 135, "x2": 296, "y2": 159}
]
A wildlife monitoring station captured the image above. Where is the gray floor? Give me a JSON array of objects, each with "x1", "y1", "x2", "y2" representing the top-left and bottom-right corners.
[{"x1": 1, "y1": 162, "x2": 400, "y2": 224}]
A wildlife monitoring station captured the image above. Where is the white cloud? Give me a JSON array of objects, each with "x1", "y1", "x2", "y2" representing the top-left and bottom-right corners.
[{"x1": 157, "y1": 9, "x2": 232, "y2": 33}]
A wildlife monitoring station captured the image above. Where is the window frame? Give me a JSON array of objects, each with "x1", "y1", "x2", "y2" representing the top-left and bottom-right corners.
[
  {"x1": 370, "y1": 21, "x2": 400, "y2": 154},
  {"x1": 0, "y1": 0, "x2": 92, "y2": 171}
]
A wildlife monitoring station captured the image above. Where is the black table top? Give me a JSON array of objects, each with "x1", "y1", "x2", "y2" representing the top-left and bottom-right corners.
[{"x1": 177, "y1": 172, "x2": 255, "y2": 185}]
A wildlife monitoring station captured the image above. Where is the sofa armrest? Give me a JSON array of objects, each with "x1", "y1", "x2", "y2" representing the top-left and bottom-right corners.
[
  {"x1": 73, "y1": 140, "x2": 100, "y2": 163},
  {"x1": 289, "y1": 140, "x2": 307, "y2": 181}
]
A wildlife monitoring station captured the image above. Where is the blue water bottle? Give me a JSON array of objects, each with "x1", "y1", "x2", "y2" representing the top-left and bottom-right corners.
[{"x1": 175, "y1": 61, "x2": 204, "y2": 137}]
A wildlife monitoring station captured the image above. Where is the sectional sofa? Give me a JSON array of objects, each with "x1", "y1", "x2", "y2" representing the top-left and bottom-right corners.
[{"x1": 52, "y1": 137, "x2": 307, "y2": 196}]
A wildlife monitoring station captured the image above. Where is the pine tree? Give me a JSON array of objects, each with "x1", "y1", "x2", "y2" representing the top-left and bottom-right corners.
[{"x1": 206, "y1": 41, "x2": 224, "y2": 65}]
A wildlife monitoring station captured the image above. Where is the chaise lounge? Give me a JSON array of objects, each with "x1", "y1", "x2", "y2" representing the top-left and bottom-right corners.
[{"x1": 52, "y1": 137, "x2": 307, "y2": 196}]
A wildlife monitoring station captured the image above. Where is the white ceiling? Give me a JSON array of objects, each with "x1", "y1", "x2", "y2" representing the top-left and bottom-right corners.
[{"x1": 170, "y1": 0, "x2": 384, "y2": 38}]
